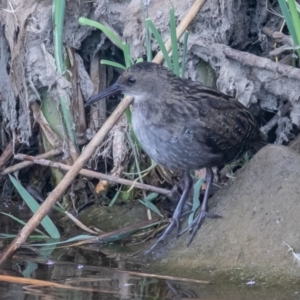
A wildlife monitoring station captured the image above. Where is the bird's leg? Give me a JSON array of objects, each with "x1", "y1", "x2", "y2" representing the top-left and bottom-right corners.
[
  {"x1": 186, "y1": 167, "x2": 222, "y2": 246},
  {"x1": 145, "y1": 172, "x2": 193, "y2": 254}
]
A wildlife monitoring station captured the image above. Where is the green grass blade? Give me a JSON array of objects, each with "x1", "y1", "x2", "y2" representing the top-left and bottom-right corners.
[
  {"x1": 53, "y1": 0, "x2": 78, "y2": 151},
  {"x1": 278, "y1": 0, "x2": 298, "y2": 44},
  {"x1": 1, "y1": 212, "x2": 48, "y2": 237},
  {"x1": 136, "y1": 57, "x2": 144, "y2": 63},
  {"x1": 123, "y1": 43, "x2": 132, "y2": 68},
  {"x1": 144, "y1": 192, "x2": 159, "y2": 202},
  {"x1": 285, "y1": 44, "x2": 300, "y2": 50},
  {"x1": 127, "y1": 132, "x2": 144, "y2": 185},
  {"x1": 78, "y1": 17, "x2": 125, "y2": 51},
  {"x1": 22, "y1": 261, "x2": 38, "y2": 278},
  {"x1": 38, "y1": 243, "x2": 57, "y2": 258},
  {"x1": 146, "y1": 19, "x2": 173, "y2": 70},
  {"x1": 123, "y1": 159, "x2": 157, "y2": 176},
  {"x1": 29, "y1": 235, "x2": 95, "y2": 246},
  {"x1": 181, "y1": 31, "x2": 189, "y2": 78},
  {"x1": 188, "y1": 177, "x2": 205, "y2": 225},
  {"x1": 53, "y1": 0, "x2": 65, "y2": 73},
  {"x1": 169, "y1": 8, "x2": 179, "y2": 76},
  {"x1": 127, "y1": 44, "x2": 134, "y2": 65},
  {"x1": 139, "y1": 193, "x2": 162, "y2": 217},
  {"x1": 140, "y1": 0, "x2": 152, "y2": 61},
  {"x1": 145, "y1": 21, "x2": 152, "y2": 62},
  {"x1": 9, "y1": 175, "x2": 60, "y2": 239},
  {"x1": 287, "y1": 0, "x2": 300, "y2": 55},
  {"x1": 109, "y1": 189, "x2": 121, "y2": 207},
  {"x1": 0, "y1": 234, "x2": 48, "y2": 239},
  {"x1": 100, "y1": 60, "x2": 126, "y2": 70},
  {"x1": 0, "y1": 234, "x2": 18, "y2": 238},
  {"x1": 285, "y1": 0, "x2": 300, "y2": 12},
  {"x1": 139, "y1": 200, "x2": 162, "y2": 217}
]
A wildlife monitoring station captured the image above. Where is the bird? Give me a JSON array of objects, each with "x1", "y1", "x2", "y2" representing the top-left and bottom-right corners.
[{"x1": 85, "y1": 62, "x2": 267, "y2": 253}]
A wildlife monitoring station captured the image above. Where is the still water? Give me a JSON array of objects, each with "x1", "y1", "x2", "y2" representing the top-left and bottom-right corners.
[
  {"x1": 0, "y1": 243, "x2": 299, "y2": 300},
  {"x1": 0, "y1": 201, "x2": 299, "y2": 299}
]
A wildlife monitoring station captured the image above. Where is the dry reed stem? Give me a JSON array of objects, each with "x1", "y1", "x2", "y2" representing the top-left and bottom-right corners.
[
  {"x1": 14, "y1": 154, "x2": 170, "y2": 195},
  {"x1": 0, "y1": 148, "x2": 62, "y2": 175}
]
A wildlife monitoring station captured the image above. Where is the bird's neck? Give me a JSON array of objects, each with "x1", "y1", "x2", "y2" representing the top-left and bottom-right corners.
[{"x1": 132, "y1": 95, "x2": 164, "y2": 124}]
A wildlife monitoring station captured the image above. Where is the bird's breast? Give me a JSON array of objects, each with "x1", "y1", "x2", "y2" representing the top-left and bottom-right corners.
[{"x1": 131, "y1": 103, "x2": 220, "y2": 171}]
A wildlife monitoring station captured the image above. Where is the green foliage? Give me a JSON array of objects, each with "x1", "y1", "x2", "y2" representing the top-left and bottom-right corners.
[
  {"x1": 146, "y1": 19, "x2": 173, "y2": 68},
  {"x1": 100, "y1": 60, "x2": 126, "y2": 70},
  {"x1": 79, "y1": 16, "x2": 136, "y2": 122},
  {"x1": 78, "y1": 17, "x2": 133, "y2": 68},
  {"x1": 53, "y1": 0, "x2": 78, "y2": 151},
  {"x1": 139, "y1": 193, "x2": 162, "y2": 217},
  {"x1": 237, "y1": 152, "x2": 250, "y2": 168},
  {"x1": 29, "y1": 235, "x2": 95, "y2": 246},
  {"x1": 127, "y1": 131, "x2": 144, "y2": 181},
  {"x1": 188, "y1": 177, "x2": 205, "y2": 226},
  {"x1": 169, "y1": 7, "x2": 180, "y2": 76},
  {"x1": 53, "y1": 0, "x2": 66, "y2": 73},
  {"x1": 9, "y1": 175, "x2": 60, "y2": 239},
  {"x1": 0, "y1": 212, "x2": 48, "y2": 237},
  {"x1": 108, "y1": 190, "x2": 121, "y2": 206},
  {"x1": 278, "y1": 0, "x2": 300, "y2": 58},
  {"x1": 79, "y1": 7, "x2": 188, "y2": 73}
]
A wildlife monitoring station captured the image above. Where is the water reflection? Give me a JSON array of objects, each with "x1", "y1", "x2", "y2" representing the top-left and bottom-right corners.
[
  {"x1": 0, "y1": 246, "x2": 208, "y2": 299},
  {"x1": 0, "y1": 202, "x2": 299, "y2": 299}
]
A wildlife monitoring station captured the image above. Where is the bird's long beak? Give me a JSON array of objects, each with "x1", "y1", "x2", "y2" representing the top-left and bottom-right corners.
[{"x1": 85, "y1": 83, "x2": 122, "y2": 106}]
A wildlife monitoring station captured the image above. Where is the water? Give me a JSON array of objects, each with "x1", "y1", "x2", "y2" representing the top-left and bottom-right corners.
[{"x1": 0, "y1": 201, "x2": 299, "y2": 299}]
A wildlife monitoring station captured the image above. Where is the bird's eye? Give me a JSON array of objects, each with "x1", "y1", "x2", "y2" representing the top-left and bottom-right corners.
[{"x1": 128, "y1": 77, "x2": 136, "y2": 84}]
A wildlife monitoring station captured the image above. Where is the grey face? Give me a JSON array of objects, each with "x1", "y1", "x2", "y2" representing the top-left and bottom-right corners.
[
  {"x1": 114, "y1": 70, "x2": 159, "y2": 100},
  {"x1": 85, "y1": 62, "x2": 168, "y2": 106}
]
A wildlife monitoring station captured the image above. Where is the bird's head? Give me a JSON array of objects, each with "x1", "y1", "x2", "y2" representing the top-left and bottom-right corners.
[{"x1": 85, "y1": 62, "x2": 177, "y2": 106}]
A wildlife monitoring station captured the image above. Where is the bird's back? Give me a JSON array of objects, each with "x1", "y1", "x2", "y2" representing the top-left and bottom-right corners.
[
  {"x1": 131, "y1": 73, "x2": 266, "y2": 171},
  {"x1": 179, "y1": 82, "x2": 266, "y2": 164}
]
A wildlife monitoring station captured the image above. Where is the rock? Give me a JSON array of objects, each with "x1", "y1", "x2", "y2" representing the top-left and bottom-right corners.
[
  {"x1": 288, "y1": 133, "x2": 300, "y2": 154},
  {"x1": 148, "y1": 145, "x2": 300, "y2": 281}
]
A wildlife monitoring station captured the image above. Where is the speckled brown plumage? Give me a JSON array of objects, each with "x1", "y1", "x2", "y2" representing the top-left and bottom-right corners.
[{"x1": 86, "y1": 62, "x2": 267, "y2": 253}]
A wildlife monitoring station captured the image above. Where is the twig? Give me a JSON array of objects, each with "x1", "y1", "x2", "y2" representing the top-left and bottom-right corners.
[
  {"x1": 0, "y1": 0, "x2": 206, "y2": 265},
  {"x1": 223, "y1": 47, "x2": 300, "y2": 82},
  {"x1": 262, "y1": 27, "x2": 293, "y2": 45},
  {"x1": 14, "y1": 154, "x2": 170, "y2": 195},
  {"x1": 0, "y1": 148, "x2": 62, "y2": 175},
  {"x1": 260, "y1": 115, "x2": 280, "y2": 135},
  {"x1": 70, "y1": 218, "x2": 161, "y2": 246},
  {"x1": 0, "y1": 140, "x2": 19, "y2": 172},
  {"x1": 260, "y1": 101, "x2": 291, "y2": 135}
]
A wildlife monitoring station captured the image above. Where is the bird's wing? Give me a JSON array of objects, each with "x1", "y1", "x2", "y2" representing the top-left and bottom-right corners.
[{"x1": 183, "y1": 87, "x2": 260, "y2": 162}]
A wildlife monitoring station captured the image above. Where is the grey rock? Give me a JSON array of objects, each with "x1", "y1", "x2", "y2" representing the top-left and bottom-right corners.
[{"x1": 149, "y1": 145, "x2": 300, "y2": 281}]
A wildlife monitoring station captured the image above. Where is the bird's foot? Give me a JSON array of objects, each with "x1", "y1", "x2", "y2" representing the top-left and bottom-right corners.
[
  {"x1": 179, "y1": 210, "x2": 222, "y2": 246},
  {"x1": 145, "y1": 172, "x2": 193, "y2": 255},
  {"x1": 144, "y1": 216, "x2": 181, "y2": 255}
]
